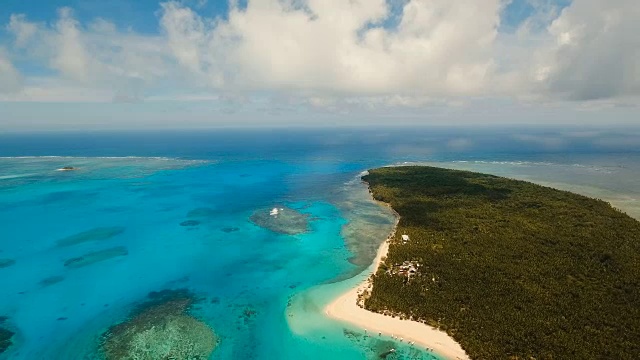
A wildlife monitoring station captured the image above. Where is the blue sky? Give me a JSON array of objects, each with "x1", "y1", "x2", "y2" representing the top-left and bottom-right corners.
[
  {"x1": 0, "y1": 0, "x2": 561, "y2": 36},
  {"x1": 1, "y1": 0, "x2": 230, "y2": 34},
  {"x1": 0, "y1": 0, "x2": 638, "y2": 130}
]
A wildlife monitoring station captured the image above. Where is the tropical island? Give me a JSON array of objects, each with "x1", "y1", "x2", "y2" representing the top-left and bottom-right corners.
[{"x1": 340, "y1": 166, "x2": 640, "y2": 359}]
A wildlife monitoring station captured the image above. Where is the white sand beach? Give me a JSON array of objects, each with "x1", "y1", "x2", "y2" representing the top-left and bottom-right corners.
[{"x1": 324, "y1": 219, "x2": 470, "y2": 360}]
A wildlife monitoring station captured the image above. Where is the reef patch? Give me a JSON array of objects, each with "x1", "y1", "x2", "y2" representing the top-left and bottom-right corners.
[
  {"x1": 179, "y1": 220, "x2": 200, "y2": 227},
  {"x1": 100, "y1": 289, "x2": 217, "y2": 360},
  {"x1": 39, "y1": 275, "x2": 65, "y2": 287},
  {"x1": 0, "y1": 318, "x2": 15, "y2": 355},
  {"x1": 56, "y1": 227, "x2": 125, "y2": 247},
  {"x1": 249, "y1": 207, "x2": 309, "y2": 235},
  {"x1": 0, "y1": 259, "x2": 15, "y2": 269},
  {"x1": 64, "y1": 246, "x2": 128, "y2": 268}
]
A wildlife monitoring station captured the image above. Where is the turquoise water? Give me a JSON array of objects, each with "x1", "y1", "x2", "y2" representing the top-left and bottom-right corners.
[
  {"x1": 0, "y1": 156, "x2": 441, "y2": 359},
  {"x1": 1, "y1": 129, "x2": 639, "y2": 359}
]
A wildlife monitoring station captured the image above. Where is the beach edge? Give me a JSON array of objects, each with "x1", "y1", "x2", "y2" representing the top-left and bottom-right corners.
[{"x1": 324, "y1": 178, "x2": 470, "y2": 360}]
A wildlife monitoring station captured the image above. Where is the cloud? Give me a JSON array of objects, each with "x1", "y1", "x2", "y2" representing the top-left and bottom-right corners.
[
  {"x1": 0, "y1": 49, "x2": 22, "y2": 93},
  {"x1": 1, "y1": 0, "x2": 639, "y2": 108},
  {"x1": 525, "y1": 0, "x2": 640, "y2": 101},
  {"x1": 5, "y1": 9, "x2": 176, "y2": 101},
  {"x1": 158, "y1": 0, "x2": 502, "y2": 96}
]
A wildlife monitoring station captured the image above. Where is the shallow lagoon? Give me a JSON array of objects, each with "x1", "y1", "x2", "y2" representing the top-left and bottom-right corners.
[{"x1": 0, "y1": 157, "x2": 443, "y2": 359}]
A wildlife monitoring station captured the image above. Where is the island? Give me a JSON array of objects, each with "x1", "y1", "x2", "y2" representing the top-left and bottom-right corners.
[
  {"x1": 331, "y1": 166, "x2": 640, "y2": 359},
  {"x1": 57, "y1": 166, "x2": 78, "y2": 171}
]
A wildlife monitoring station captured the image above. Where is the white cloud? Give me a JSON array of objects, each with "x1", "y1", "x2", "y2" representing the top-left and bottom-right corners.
[
  {"x1": 1, "y1": 0, "x2": 639, "y2": 110},
  {"x1": 7, "y1": 14, "x2": 38, "y2": 47},
  {"x1": 526, "y1": 0, "x2": 640, "y2": 101},
  {"x1": 51, "y1": 8, "x2": 92, "y2": 82},
  {"x1": 0, "y1": 49, "x2": 22, "y2": 93},
  {"x1": 5, "y1": 10, "x2": 179, "y2": 102},
  {"x1": 157, "y1": 0, "x2": 502, "y2": 96}
]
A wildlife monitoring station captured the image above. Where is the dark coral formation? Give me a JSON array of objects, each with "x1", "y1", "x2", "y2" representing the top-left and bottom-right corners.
[
  {"x1": 64, "y1": 246, "x2": 128, "y2": 268},
  {"x1": 56, "y1": 227, "x2": 125, "y2": 247},
  {"x1": 179, "y1": 220, "x2": 200, "y2": 227},
  {"x1": 100, "y1": 289, "x2": 216, "y2": 360},
  {"x1": 0, "y1": 259, "x2": 15, "y2": 269},
  {"x1": 39, "y1": 276, "x2": 65, "y2": 287},
  {"x1": 249, "y1": 207, "x2": 310, "y2": 235},
  {"x1": 0, "y1": 318, "x2": 14, "y2": 355},
  {"x1": 220, "y1": 227, "x2": 240, "y2": 233}
]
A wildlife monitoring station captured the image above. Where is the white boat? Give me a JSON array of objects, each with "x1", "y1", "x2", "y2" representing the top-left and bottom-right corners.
[{"x1": 270, "y1": 208, "x2": 279, "y2": 216}]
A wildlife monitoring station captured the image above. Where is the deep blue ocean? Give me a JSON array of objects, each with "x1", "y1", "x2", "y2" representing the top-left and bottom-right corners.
[{"x1": 1, "y1": 127, "x2": 639, "y2": 359}]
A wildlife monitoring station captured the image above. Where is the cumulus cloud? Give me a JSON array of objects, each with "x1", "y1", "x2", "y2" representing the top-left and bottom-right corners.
[
  {"x1": 158, "y1": 0, "x2": 502, "y2": 96},
  {"x1": 5, "y1": 9, "x2": 176, "y2": 101},
  {"x1": 525, "y1": 0, "x2": 640, "y2": 101},
  {"x1": 1, "y1": 0, "x2": 639, "y2": 107},
  {"x1": 0, "y1": 49, "x2": 22, "y2": 93}
]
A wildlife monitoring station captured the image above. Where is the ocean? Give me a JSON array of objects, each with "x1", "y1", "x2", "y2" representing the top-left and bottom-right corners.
[{"x1": 1, "y1": 127, "x2": 639, "y2": 359}]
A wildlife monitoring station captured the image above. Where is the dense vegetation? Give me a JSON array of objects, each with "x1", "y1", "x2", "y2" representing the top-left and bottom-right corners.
[{"x1": 363, "y1": 166, "x2": 640, "y2": 359}]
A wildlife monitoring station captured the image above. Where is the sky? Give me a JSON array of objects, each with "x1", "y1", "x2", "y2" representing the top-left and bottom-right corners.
[{"x1": 0, "y1": 0, "x2": 638, "y2": 130}]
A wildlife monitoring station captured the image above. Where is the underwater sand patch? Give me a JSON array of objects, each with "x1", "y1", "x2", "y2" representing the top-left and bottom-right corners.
[
  {"x1": 249, "y1": 207, "x2": 310, "y2": 235},
  {"x1": 56, "y1": 227, "x2": 125, "y2": 247},
  {"x1": 64, "y1": 246, "x2": 128, "y2": 268},
  {"x1": 100, "y1": 289, "x2": 217, "y2": 360},
  {"x1": 186, "y1": 207, "x2": 218, "y2": 218}
]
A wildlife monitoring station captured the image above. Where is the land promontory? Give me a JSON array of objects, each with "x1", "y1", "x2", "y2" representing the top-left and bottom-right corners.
[{"x1": 362, "y1": 166, "x2": 640, "y2": 359}]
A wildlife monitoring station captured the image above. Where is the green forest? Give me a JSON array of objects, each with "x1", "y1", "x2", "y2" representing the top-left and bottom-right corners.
[{"x1": 362, "y1": 166, "x2": 640, "y2": 359}]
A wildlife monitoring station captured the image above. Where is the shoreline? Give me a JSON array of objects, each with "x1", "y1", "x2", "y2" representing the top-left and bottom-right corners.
[{"x1": 325, "y1": 186, "x2": 470, "y2": 360}]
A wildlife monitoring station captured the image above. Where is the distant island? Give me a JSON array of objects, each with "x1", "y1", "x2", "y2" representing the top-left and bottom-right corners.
[
  {"x1": 353, "y1": 166, "x2": 640, "y2": 359},
  {"x1": 57, "y1": 166, "x2": 78, "y2": 171}
]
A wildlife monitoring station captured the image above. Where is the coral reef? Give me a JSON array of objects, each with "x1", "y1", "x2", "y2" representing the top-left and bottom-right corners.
[
  {"x1": 56, "y1": 227, "x2": 125, "y2": 247},
  {"x1": 101, "y1": 289, "x2": 217, "y2": 360},
  {"x1": 0, "y1": 317, "x2": 14, "y2": 355},
  {"x1": 0, "y1": 259, "x2": 15, "y2": 268},
  {"x1": 39, "y1": 275, "x2": 65, "y2": 287},
  {"x1": 64, "y1": 246, "x2": 128, "y2": 268},
  {"x1": 179, "y1": 220, "x2": 200, "y2": 227},
  {"x1": 249, "y1": 207, "x2": 309, "y2": 235}
]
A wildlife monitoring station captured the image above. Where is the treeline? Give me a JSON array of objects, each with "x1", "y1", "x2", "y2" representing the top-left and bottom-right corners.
[{"x1": 363, "y1": 166, "x2": 640, "y2": 359}]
